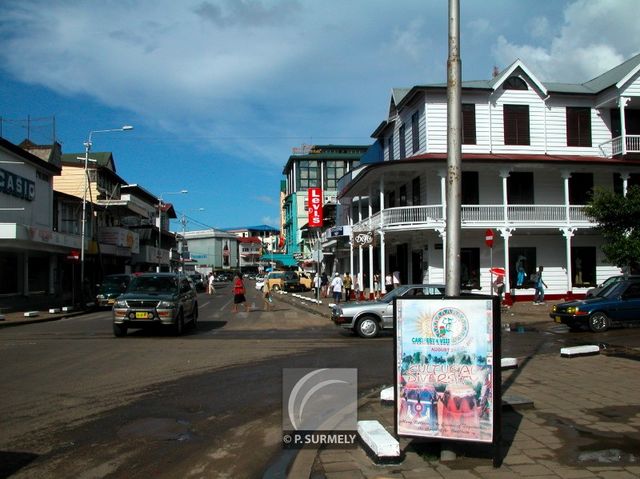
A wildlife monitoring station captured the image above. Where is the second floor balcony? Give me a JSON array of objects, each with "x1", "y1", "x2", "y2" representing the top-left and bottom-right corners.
[
  {"x1": 599, "y1": 135, "x2": 640, "y2": 157},
  {"x1": 351, "y1": 204, "x2": 595, "y2": 232}
]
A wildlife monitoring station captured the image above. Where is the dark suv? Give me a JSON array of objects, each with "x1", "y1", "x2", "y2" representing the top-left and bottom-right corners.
[
  {"x1": 112, "y1": 273, "x2": 198, "y2": 337},
  {"x1": 96, "y1": 274, "x2": 131, "y2": 308}
]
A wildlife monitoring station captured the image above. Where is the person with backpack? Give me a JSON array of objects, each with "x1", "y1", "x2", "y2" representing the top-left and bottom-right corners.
[{"x1": 532, "y1": 266, "x2": 548, "y2": 305}]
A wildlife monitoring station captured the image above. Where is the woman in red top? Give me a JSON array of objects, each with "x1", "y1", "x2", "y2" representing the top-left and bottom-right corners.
[{"x1": 232, "y1": 273, "x2": 249, "y2": 313}]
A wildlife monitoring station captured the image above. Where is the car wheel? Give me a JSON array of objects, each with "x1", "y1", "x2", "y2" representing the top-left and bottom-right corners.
[
  {"x1": 191, "y1": 304, "x2": 199, "y2": 330},
  {"x1": 355, "y1": 316, "x2": 380, "y2": 338},
  {"x1": 174, "y1": 311, "x2": 184, "y2": 336},
  {"x1": 588, "y1": 312, "x2": 610, "y2": 332},
  {"x1": 113, "y1": 323, "x2": 127, "y2": 337},
  {"x1": 271, "y1": 284, "x2": 280, "y2": 292}
]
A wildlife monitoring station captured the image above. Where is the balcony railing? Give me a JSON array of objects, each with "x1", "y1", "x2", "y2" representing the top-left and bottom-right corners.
[
  {"x1": 599, "y1": 135, "x2": 640, "y2": 157},
  {"x1": 351, "y1": 204, "x2": 594, "y2": 232}
]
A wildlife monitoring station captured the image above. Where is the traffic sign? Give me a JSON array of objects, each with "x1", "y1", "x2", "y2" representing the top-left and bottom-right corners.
[{"x1": 485, "y1": 229, "x2": 494, "y2": 248}]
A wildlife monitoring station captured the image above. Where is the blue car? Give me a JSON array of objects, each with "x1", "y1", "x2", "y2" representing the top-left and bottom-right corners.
[{"x1": 550, "y1": 279, "x2": 640, "y2": 332}]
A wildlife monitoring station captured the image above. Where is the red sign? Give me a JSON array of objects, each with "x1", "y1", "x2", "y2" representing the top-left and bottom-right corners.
[
  {"x1": 67, "y1": 249, "x2": 80, "y2": 261},
  {"x1": 308, "y1": 188, "x2": 323, "y2": 227},
  {"x1": 485, "y1": 229, "x2": 494, "y2": 248}
]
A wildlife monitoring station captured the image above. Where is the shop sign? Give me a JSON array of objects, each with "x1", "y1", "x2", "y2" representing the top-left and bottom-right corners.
[
  {"x1": 353, "y1": 231, "x2": 373, "y2": 247},
  {"x1": 0, "y1": 167, "x2": 35, "y2": 201},
  {"x1": 308, "y1": 187, "x2": 323, "y2": 227},
  {"x1": 394, "y1": 296, "x2": 500, "y2": 449}
]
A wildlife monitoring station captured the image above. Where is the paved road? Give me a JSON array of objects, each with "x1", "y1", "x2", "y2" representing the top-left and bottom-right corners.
[
  {"x1": 2, "y1": 285, "x2": 639, "y2": 478},
  {"x1": 0, "y1": 283, "x2": 394, "y2": 478}
]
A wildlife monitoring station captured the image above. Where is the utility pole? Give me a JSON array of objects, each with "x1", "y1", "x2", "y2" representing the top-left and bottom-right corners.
[{"x1": 442, "y1": 0, "x2": 462, "y2": 463}]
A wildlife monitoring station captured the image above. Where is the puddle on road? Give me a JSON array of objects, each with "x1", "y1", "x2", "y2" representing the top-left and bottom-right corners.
[
  {"x1": 117, "y1": 417, "x2": 193, "y2": 442},
  {"x1": 539, "y1": 408, "x2": 640, "y2": 466}
]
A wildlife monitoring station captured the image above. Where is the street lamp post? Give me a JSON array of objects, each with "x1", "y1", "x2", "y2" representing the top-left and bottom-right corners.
[
  {"x1": 157, "y1": 190, "x2": 188, "y2": 272},
  {"x1": 80, "y1": 125, "x2": 133, "y2": 305},
  {"x1": 179, "y1": 208, "x2": 204, "y2": 271}
]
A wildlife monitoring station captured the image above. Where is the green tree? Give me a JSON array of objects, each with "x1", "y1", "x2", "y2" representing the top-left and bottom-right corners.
[{"x1": 584, "y1": 185, "x2": 640, "y2": 271}]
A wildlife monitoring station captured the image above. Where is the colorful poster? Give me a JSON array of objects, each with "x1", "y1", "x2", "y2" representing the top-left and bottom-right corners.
[{"x1": 395, "y1": 298, "x2": 495, "y2": 443}]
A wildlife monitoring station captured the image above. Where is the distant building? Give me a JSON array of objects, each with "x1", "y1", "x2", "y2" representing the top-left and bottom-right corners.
[
  {"x1": 182, "y1": 229, "x2": 239, "y2": 275},
  {"x1": 281, "y1": 144, "x2": 369, "y2": 270}
]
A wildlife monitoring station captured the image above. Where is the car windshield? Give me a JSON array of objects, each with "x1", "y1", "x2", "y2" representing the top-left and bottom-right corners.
[
  {"x1": 128, "y1": 276, "x2": 178, "y2": 294},
  {"x1": 599, "y1": 281, "x2": 628, "y2": 298},
  {"x1": 378, "y1": 285, "x2": 446, "y2": 303},
  {"x1": 102, "y1": 275, "x2": 128, "y2": 287}
]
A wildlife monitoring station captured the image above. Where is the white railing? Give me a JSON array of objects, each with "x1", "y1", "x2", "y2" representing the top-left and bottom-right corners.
[
  {"x1": 351, "y1": 204, "x2": 595, "y2": 231},
  {"x1": 599, "y1": 135, "x2": 640, "y2": 157}
]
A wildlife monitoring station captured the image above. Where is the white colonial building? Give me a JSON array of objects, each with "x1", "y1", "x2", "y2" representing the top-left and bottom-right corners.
[{"x1": 336, "y1": 54, "x2": 640, "y2": 303}]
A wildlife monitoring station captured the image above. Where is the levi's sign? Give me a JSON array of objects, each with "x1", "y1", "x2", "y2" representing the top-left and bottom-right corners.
[{"x1": 308, "y1": 187, "x2": 323, "y2": 227}]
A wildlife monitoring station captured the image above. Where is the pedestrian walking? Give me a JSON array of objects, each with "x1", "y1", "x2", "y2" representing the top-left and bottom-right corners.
[
  {"x1": 393, "y1": 271, "x2": 401, "y2": 290},
  {"x1": 343, "y1": 272, "x2": 353, "y2": 301},
  {"x1": 262, "y1": 281, "x2": 273, "y2": 311},
  {"x1": 313, "y1": 273, "x2": 321, "y2": 297},
  {"x1": 321, "y1": 272, "x2": 329, "y2": 298},
  {"x1": 208, "y1": 273, "x2": 216, "y2": 295},
  {"x1": 532, "y1": 266, "x2": 548, "y2": 305},
  {"x1": 373, "y1": 272, "x2": 380, "y2": 299},
  {"x1": 385, "y1": 273, "x2": 393, "y2": 293},
  {"x1": 231, "y1": 273, "x2": 249, "y2": 313},
  {"x1": 353, "y1": 275, "x2": 360, "y2": 301},
  {"x1": 330, "y1": 272, "x2": 343, "y2": 303}
]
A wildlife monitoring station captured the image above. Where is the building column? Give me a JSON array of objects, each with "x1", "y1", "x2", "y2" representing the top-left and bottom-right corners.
[
  {"x1": 358, "y1": 196, "x2": 364, "y2": 296},
  {"x1": 561, "y1": 171, "x2": 571, "y2": 223},
  {"x1": 499, "y1": 170, "x2": 510, "y2": 224},
  {"x1": 499, "y1": 228, "x2": 513, "y2": 304},
  {"x1": 437, "y1": 228, "x2": 446, "y2": 281},
  {"x1": 562, "y1": 227, "x2": 576, "y2": 297},
  {"x1": 368, "y1": 185, "x2": 374, "y2": 298},
  {"x1": 620, "y1": 172, "x2": 630, "y2": 197},
  {"x1": 379, "y1": 231, "x2": 386, "y2": 294},
  {"x1": 620, "y1": 96, "x2": 629, "y2": 155}
]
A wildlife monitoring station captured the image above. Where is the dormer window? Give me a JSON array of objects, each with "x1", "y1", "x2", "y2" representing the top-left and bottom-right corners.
[{"x1": 503, "y1": 77, "x2": 528, "y2": 90}]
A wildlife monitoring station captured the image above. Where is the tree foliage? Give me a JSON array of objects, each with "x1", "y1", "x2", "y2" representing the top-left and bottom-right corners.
[{"x1": 584, "y1": 185, "x2": 640, "y2": 271}]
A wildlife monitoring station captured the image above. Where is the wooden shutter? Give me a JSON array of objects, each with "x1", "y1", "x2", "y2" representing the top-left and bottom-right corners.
[
  {"x1": 567, "y1": 107, "x2": 592, "y2": 147},
  {"x1": 504, "y1": 105, "x2": 529, "y2": 145},
  {"x1": 462, "y1": 104, "x2": 476, "y2": 145}
]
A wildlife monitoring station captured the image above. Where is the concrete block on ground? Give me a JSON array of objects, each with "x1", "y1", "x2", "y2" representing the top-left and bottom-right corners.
[
  {"x1": 0, "y1": 314, "x2": 5, "y2": 321},
  {"x1": 49, "y1": 308, "x2": 61, "y2": 314},
  {"x1": 24, "y1": 311, "x2": 39, "y2": 317},
  {"x1": 380, "y1": 386, "x2": 394, "y2": 404},
  {"x1": 62, "y1": 306, "x2": 74, "y2": 312},
  {"x1": 501, "y1": 357, "x2": 518, "y2": 369},
  {"x1": 357, "y1": 420, "x2": 401, "y2": 464},
  {"x1": 561, "y1": 345, "x2": 599, "y2": 358}
]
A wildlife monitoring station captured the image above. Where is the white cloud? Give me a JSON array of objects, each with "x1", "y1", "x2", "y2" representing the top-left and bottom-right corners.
[{"x1": 492, "y1": 0, "x2": 639, "y2": 82}]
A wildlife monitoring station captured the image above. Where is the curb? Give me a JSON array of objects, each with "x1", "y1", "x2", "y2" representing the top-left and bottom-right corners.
[{"x1": 0, "y1": 309, "x2": 92, "y2": 328}]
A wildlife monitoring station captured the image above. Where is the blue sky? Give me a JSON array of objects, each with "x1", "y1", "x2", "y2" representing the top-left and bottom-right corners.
[{"x1": 1, "y1": 0, "x2": 638, "y2": 232}]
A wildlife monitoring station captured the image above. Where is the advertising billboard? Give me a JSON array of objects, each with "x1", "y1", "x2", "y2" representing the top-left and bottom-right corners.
[
  {"x1": 394, "y1": 296, "x2": 500, "y2": 445},
  {"x1": 308, "y1": 187, "x2": 323, "y2": 227}
]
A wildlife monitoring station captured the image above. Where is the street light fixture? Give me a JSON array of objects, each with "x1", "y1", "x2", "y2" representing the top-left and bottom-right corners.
[
  {"x1": 157, "y1": 190, "x2": 188, "y2": 272},
  {"x1": 80, "y1": 125, "x2": 133, "y2": 305}
]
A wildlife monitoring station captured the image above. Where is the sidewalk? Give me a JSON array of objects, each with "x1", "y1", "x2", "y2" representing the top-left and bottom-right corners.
[
  {"x1": 277, "y1": 291, "x2": 640, "y2": 479},
  {"x1": 0, "y1": 306, "x2": 89, "y2": 327}
]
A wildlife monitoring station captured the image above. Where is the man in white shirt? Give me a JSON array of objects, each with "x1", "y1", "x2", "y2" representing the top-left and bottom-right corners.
[{"x1": 330, "y1": 272, "x2": 343, "y2": 303}]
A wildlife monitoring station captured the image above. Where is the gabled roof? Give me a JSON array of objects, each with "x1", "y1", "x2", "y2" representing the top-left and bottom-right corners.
[
  {"x1": 584, "y1": 52, "x2": 640, "y2": 92},
  {"x1": 489, "y1": 59, "x2": 547, "y2": 95},
  {"x1": 0, "y1": 137, "x2": 61, "y2": 175},
  {"x1": 61, "y1": 151, "x2": 116, "y2": 172}
]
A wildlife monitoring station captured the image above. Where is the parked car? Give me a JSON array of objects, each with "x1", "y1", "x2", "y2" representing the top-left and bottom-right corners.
[
  {"x1": 96, "y1": 274, "x2": 132, "y2": 308},
  {"x1": 296, "y1": 272, "x2": 313, "y2": 291},
  {"x1": 283, "y1": 271, "x2": 307, "y2": 292},
  {"x1": 550, "y1": 279, "x2": 640, "y2": 332},
  {"x1": 585, "y1": 274, "x2": 640, "y2": 298},
  {"x1": 189, "y1": 273, "x2": 206, "y2": 292},
  {"x1": 265, "y1": 271, "x2": 298, "y2": 291},
  {"x1": 331, "y1": 284, "x2": 446, "y2": 338},
  {"x1": 112, "y1": 273, "x2": 198, "y2": 337}
]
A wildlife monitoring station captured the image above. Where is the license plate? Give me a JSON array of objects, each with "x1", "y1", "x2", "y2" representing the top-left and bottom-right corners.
[
  {"x1": 135, "y1": 312, "x2": 151, "y2": 319},
  {"x1": 555, "y1": 316, "x2": 561, "y2": 323}
]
